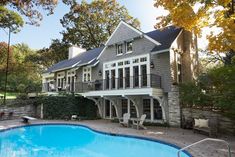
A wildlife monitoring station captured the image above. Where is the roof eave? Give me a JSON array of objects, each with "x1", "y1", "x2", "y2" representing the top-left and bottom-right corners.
[{"x1": 151, "y1": 48, "x2": 170, "y2": 55}]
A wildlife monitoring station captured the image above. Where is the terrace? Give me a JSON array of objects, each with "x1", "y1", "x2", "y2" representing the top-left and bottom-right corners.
[{"x1": 0, "y1": 119, "x2": 234, "y2": 157}]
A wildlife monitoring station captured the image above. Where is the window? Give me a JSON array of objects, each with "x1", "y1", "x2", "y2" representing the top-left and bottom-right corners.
[
  {"x1": 130, "y1": 101, "x2": 137, "y2": 118},
  {"x1": 153, "y1": 99, "x2": 162, "y2": 120},
  {"x1": 121, "y1": 99, "x2": 128, "y2": 116},
  {"x1": 124, "y1": 60, "x2": 130, "y2": 65},
  {"x1": 143, "y1": 99, "x2": 151, "y2": 119},
  {"x1": 111, "y1": 63, "x2": 116, "y2": 67},
  {"x1": 118, "y1": 62, "x2": 123, "y2": 66},
  {"x1": 133, "y1": 58, "x2": 139, "y2": 63},
  {"x1": 116, "y1": 44, "x2": 123, "y2": 55},
  {"x1": 126, "y1": 41, "x2": 133, "y2": 53},
  {"x1": 140, "y1": 57, "x2": 147, "y2": 62},
  {"x1": 83, "y1": 67, "x2": 91, "y2": 82},
  {"x1": 105, "y1": 100, "x2": 110, "y2": 117}
]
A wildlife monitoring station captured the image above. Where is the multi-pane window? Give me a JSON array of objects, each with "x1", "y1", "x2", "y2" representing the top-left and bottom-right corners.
[
  {"x1": 116, "y1": 44, "x2": 123, "y2": 55},
  {"x1": 143, "y1": 99, "x2": 151, "y2": 119},
  {"x1": 154, "y1": 99, "x2": 162, "y2": 120},
  {"x1": 121, "y1": 99, "x2": 128, "y2": 116},
  {"x1": 83, "y1": 67, "x2": 91, "y2": 82},
  {"x1": 133, "y1": 58, "x2": 139, "y2": 63},
  {"x1": 130, "y1": 101, "x2": 137, "y2": 118},
  {"x1": 140, "y1": 57, "x2": 147, "y2": 62},
  {"x1": 126, "y1": 41, "x2": 133, "y2": 53}
]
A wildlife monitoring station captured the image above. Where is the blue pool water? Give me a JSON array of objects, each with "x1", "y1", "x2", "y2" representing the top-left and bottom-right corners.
[{"x1": 0, "y1": 124, "x2": 190, "y2": 157}]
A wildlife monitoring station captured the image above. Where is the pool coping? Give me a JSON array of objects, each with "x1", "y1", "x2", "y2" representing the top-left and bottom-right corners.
[{"x1": 0, "y1": 123, "x2": 192, "y2": 157}]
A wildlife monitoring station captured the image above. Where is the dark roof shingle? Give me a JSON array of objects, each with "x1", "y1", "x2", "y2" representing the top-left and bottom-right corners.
[
  {"x1": 45, "y1": 46, "x2": 104, "y2": 73},
  {"x1": 145, "y1": 26, "x2": 182, "y2": 52}
]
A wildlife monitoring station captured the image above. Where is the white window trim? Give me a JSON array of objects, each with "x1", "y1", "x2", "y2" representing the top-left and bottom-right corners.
[
  {"x1": 116, "y1": 44, "x2": 123, "y2": 56},
  {"x1": 126, "y1": 41, "x2": 133, "y2": 54},
  {"x1": 103, "y1": 54, "x2": 150, "y2": 80},
  {"x1": 82, "y1": 67, "x2": 92, "y2": 82}
]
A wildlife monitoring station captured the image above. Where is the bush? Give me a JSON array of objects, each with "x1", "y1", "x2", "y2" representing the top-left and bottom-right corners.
[
  {"x1": 179, "y1": 65, "x2": 235, "y2": 119},
  {"x1": 39, "y1": 95, "x2": 98, "y2": 120}
]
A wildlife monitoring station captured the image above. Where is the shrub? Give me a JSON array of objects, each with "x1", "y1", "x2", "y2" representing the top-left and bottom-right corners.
[{"x1": 179, "y1": 65, "x2": 235, "y2": 119}]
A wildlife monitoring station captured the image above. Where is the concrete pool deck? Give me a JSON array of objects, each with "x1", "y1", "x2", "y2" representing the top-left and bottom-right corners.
[{"x1": 0, "y1": 119, "x2": 234, "y2": 157}]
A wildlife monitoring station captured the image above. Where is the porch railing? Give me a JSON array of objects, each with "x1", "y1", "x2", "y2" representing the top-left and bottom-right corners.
[{"x1": 42, "y1": 74, "x2": 161, "y2": 93}]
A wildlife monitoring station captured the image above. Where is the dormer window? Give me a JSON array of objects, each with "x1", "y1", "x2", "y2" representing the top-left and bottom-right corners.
[
  {"x1": 126, "y1": 41, "x2": 133, "y2": 53},
  {"x1": 116, "y1": 44, "x2": 123, "y2": 56}
]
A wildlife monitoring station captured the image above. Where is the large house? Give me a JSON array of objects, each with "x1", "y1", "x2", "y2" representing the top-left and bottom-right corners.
[{"x1": 42, "y1": 21, "x2": 198, "y2": 126}]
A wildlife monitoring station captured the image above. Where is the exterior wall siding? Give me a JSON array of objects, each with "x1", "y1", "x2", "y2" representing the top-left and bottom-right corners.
[
  {"x1": 99, "y1": 37, "x2": 156, "y2": 63},
  {"x1": 150, "y1": 52, "x2": 171, "y2": 92},
  {"x1": 106, "y1": 23, "x2": 141, "y2": 45}
]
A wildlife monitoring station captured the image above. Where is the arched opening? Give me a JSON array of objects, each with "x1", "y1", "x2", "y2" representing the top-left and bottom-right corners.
[{"x1": 153, "y1": 99, "x2": 163, "y2": 120}]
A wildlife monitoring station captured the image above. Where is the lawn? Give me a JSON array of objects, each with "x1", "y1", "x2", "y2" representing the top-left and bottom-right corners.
[{"x1": 0, "y1": 92, "x2": 18, "y2": 99}]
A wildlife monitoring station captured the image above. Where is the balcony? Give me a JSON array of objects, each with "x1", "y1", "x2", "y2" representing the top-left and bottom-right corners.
[{"x1": 42, "y1": 74, "x2": 161, "y2": 93}]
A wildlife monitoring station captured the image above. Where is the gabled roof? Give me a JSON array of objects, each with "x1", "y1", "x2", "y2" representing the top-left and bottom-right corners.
[
  {"x1": 145, "y1": 26, "x2": 182, "y2": 53},
  {"x1": 105, "y1": 21, "x2": 161, "y2": 46},
  {"x1": 44, "y1": 46, "x2": 104, "y2": 73}
]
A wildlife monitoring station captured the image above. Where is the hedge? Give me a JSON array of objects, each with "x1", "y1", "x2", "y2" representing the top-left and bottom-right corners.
[{"x1": 39, "y1": 95, "x2": 98, "y2": 120}]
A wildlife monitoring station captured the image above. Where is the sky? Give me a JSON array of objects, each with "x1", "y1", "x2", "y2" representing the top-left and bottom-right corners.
[{"x1": 0, "y1": 0, "x2": 206, "y2": 50}]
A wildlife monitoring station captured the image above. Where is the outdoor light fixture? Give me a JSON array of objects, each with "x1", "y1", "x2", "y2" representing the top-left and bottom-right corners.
[
  {"x1": 98, "y1": 70, "x2": 102, "y2": 76},
  {"x1": 150, "y1": 61, "x2": 154, "y2": 69}
]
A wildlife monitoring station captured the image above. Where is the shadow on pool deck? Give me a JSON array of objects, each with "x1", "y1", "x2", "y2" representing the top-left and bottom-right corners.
[{"x1": 0, "y1": 119, "x2": 234, "y2": 157}]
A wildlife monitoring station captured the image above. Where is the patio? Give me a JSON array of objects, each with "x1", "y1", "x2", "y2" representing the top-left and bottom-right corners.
[{"x1": 0, "y1": 119, "x2": 234, "y2": 157}]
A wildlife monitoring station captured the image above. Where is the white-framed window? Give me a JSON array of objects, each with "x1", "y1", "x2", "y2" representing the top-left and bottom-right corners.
[
  {"x1": 126, "y1": 41, "x2": 133, "y2": 53},
  {"x1": 116, "y1": 44, "x2": 123, "y2": 55},
  {"x1": 83, "y1": 67, "x2": 91, "y2": 82}
]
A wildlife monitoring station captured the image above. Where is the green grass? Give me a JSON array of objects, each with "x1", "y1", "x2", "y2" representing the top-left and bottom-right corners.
[{"x1": 0, "y1": 92, "x2": 18, "y2": 99}]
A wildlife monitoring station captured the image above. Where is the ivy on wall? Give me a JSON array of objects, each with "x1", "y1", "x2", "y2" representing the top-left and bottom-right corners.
[{"x1": 38, "y1": 95, "x2": 98, "y2": 120}]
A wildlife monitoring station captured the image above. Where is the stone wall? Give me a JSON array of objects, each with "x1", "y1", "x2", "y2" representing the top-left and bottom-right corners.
[
  {"x1": 168, "y1": 85, "x2": 181, "y2": 127},
  {"x1": 0, "y1": 104, "x2": 41, "y2": 120},
  {"x1": 182, "y1": 108, "x2": 235, "y2": 135}
]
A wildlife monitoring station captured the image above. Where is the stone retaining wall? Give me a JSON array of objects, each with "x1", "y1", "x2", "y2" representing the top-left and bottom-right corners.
[
  {"x1": 0, "y1": 104, "x2": 41, "y2": 120},
  {"x1": 182, "y1": 108, "x2": 235, "y2": 135}
]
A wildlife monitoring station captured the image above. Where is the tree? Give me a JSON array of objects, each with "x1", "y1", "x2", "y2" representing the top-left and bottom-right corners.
[
  {"x1": 0, "y1": 0, "x2": 58, "y2": 26},
  {"x1": 61, "y1": 0, "x2": 140, "y2": 49},
  {"x1": 0, "y1": 43, "x2": 41, "y2": 92},
  {"x1": 154, "y1": 0, "x2": 235, "y2": 64},
  {"x1": 0, "y1": 6, "x2": 23, "y2": 32},
  {"x1": 179, "y1": 65, "x2": 235, "y2": 119},
  {"x1": 27, "y1": 39, "x2": 70, "y2": 69}
]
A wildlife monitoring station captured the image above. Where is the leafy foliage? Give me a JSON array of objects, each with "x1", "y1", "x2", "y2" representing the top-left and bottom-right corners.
[
  {"x1": 0, "y1": 0, "x2": 58, "y2": 26},
  {"x1": 180, "y1": 65, "x2": 235, "y2": 119},
  {"x1": 38, "y1": 95, "x2": 98, "y2": 120},
  {"x1": 0, "y1": 43, "x2": 41, "y2": 93},
  {"x1": 61, "y1": 0, "x2": 140, "y2": 49},
  {"x1": 0, "y1": 6, "x2": 23, "y2": 32},
  {"x1": 154, "y1": 0, "x2": 235, "y2": 55},
  {"x1": 27, "y1": 39, "x2": 70, "y2": 69}
]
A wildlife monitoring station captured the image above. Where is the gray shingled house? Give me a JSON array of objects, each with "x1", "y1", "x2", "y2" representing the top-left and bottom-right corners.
[{"x1": 42, "y1": 21, "x2": 198, "y2": 126}]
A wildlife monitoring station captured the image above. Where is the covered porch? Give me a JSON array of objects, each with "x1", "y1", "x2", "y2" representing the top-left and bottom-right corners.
[{"x1": 82, "y1": 88, "x2": 168, "y2": 124}]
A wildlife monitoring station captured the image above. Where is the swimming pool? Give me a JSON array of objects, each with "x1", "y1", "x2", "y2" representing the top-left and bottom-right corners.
[{"x1": 0, "y1": 124, "x2": 191, "y2": 157}]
